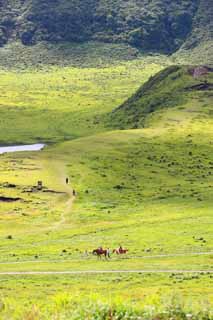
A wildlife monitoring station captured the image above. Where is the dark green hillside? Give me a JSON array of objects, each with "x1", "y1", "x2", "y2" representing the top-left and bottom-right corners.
[
  {"x1": 182, "y1": 0, "x2": 213, "y2": 50},
  {"x1": 109, "y1": 65, "x2": 213, "y2": 129},
  {"x1": 0, "y1": 0, "x2": 211, "y2": 54}
]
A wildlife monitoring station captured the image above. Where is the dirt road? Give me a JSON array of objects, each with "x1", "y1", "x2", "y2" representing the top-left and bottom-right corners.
[{"x1": 0, "y1": 270, "x2": 212, "y2": 276}]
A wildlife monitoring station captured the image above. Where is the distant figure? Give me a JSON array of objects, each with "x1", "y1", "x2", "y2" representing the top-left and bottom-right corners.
[
  {"x1": 112, "y1": 245, "x2": 128, "y2": 255},
  {"x1": 66, "y1": 178, "x2": 69, "y2": 185},
  {"x1": 37, "y1": 181, "x2": 43, "y2": 190},
  {"x1": 73, "y1": 189, "x2": 77, "y2": 196},
  {"x1": 119, "y1": 245, "x2": 123, "y2": 254},
  {"x1": 106, "y1": 248, "x2": 111, "y2": 259}
]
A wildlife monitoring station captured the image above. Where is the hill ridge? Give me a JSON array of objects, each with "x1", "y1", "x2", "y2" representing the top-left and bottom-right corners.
[{"x1": 109, "y1": 65, "x2": 213, "y2": 129}]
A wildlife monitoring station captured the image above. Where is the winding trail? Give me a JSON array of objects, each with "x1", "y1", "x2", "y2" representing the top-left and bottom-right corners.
[
  {"x1": 46, "y1": 159, "x2": 75, "y2": 230},
  {"x1": 2, "y1": 159, "x2": 212, "y2": 277}
]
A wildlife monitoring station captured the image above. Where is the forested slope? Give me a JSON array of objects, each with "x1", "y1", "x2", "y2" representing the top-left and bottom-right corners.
[{"x1": 0, "y1": 0, "x2": 211, "y2": 54}]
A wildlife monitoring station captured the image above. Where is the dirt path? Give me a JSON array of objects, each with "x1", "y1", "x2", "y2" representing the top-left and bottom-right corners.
[
  {"x1": 0, "y1": 251, "x2": 213, "y2": 265},
  {"x1": 46, "y1": 159, "x2": 75, "y2": 230},
  {"x1": 0, "y1": 270, "x2": 212, "y2": 276}
]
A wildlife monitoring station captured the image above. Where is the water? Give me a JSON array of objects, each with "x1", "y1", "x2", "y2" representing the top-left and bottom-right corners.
[{"x1": 0, "y1": 144, "x2": 45, "y2": 155}]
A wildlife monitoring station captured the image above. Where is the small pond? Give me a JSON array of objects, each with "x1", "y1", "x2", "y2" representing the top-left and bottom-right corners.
[{"x1": 0, "y1": 144, "x2": 45, "y2": 155}]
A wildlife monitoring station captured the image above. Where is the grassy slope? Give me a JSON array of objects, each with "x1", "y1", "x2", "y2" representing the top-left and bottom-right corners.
[
  {"x1": 2, "y1": 126, "x2": 213, "y2": 258},
  {"x1": 0, "y1": 64, "x2": 213, "y2": 318},
  {"x1": 1, "y1": 127, "x2": 213, "y2": 317},
  {"x1": 110, "y1": 65, "x2": 213, "y2": 129},
  {"x1": 0, "y1": 58, "x2": 163, "y2": 145},
  {"x1": 0, "y1": 41, "x2": 141, "y2": 69}
]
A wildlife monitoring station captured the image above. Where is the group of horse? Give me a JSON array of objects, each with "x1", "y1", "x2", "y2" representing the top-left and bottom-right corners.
[{"x1": 92, "y1": 247, "x2": 128, "y2": 259}]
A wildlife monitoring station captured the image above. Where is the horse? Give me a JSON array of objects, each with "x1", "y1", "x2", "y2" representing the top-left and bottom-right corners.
[
  {"x1": 92, "y1": 248, "x2": 109, "y2": 259},
  {"x1": 113, "y1": 248, "x2": 128, "y2": 255}
]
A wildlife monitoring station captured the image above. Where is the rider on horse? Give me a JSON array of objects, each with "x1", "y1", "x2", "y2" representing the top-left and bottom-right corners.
[{"x1": 119, "y1": 245, "x2": 123, "y2": 253}]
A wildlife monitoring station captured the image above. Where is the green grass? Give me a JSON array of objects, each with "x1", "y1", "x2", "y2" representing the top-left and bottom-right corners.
[
  {"x1": 0, "y1": 61, "x2": 212, "y2": 318},
  {"x1": 0, "y1": 58, "x2": 163, "y2": 144},
  {"x1": 0, "y1": 41, "x2": 142, "y2": 69},
  {"x1": 0, "y1": 278, "x2": 213, "y2": 319},
  {"x1": 1, "y1": 125, "x2": 213, "y2": 258},
  {"x1": 0, "y1": 124, "x2": 212, "y2": 317},
  {"x1": 2, "y1": 288, "x2": 212, "y2": 320},
  {"x1": 173, "y1": 41, "x2": 213, "y2": 66},
  {"x1": 110, "y1": 66, "x2": 213, "y2": 129}
]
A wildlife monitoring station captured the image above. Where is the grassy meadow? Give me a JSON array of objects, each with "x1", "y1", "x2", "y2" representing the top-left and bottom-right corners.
[
  {"x1": 0, "y1": 54, "x2": 212, "y2": 319},
  {"x1": 0, "y1": 58, "x2": 163, "y2": 144}
]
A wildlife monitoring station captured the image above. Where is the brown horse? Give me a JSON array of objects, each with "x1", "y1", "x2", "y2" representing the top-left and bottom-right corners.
[
  {"x1": 92, "y1": 248, "x2": 109, "y2": 259},
  {"x1": 113, "y1": 248, "x2": 128, "y2": 255}
]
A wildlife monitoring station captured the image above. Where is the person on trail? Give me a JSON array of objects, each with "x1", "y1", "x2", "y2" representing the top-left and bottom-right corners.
[
  {"x1": 106, "y1": 248, "x2": 110, "y2": 259},
  {"x1": 66, "y1": 178, "x2": 69, "y2": 185},
  {"x1": 73, "y1": 189, "x2": 76, "y2": 196},
  {"x1": 119, "y1": 245, "x2": 123, "y2": 253}
]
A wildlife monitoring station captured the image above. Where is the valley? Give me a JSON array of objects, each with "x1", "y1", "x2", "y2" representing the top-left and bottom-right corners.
[
  {"x1": 0, "y1": 57, "x2": 212, "y2": 318},
  {"x1": 0, "y1": 0, "x2": 212, "y2": 316}
]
